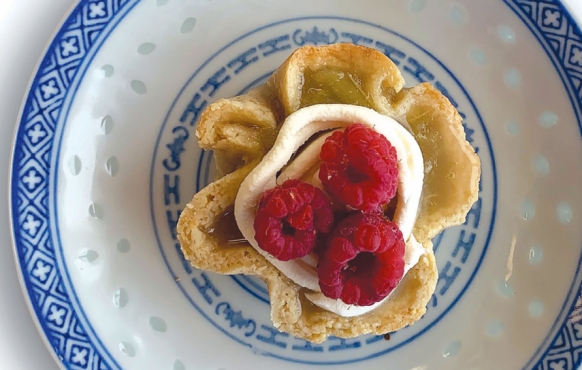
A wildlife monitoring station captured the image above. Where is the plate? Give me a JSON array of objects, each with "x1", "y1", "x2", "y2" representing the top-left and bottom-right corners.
[{"x1": 8, "y1": 0, "x2": 582, "y2": 369}]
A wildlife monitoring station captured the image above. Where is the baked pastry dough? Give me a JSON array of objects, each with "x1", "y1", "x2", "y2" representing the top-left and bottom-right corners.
[{"x1": 177, "y1": 44, "x2": 480, "y2": 343}]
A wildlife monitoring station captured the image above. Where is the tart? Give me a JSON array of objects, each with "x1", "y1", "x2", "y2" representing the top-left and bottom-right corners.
[{"x1": 177, "y1": 43, "x2": 481, "y2": 343}]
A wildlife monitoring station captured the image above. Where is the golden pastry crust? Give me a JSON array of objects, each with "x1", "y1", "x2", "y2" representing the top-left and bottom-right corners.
[
  {"x1": 195, "y1": 85, "x2": 283, "y2": 177},
  {"x1": 271, "y1": 244, "x2": 437, "y2": 343},
  {"x1": 177, "y1": 43, "x2": 480, "y2": 343},
  {"x1": 388, "y1": 83, "x2": 481, "y2": 243},
  {"x1": 269, "y1": 44, "x2": 405, "y2": 116}
]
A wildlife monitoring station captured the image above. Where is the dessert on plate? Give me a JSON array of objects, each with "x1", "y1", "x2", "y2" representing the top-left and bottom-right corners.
[{"x1": 177, "y1": 43, "x2": 481, "y2": 343}]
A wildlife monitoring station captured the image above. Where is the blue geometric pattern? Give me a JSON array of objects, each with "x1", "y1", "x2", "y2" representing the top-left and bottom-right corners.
[
  {"x1": 505, "y1": 1, "x2": 582, "y2": 369},
  {"x1": 7, "y1": 0, "x2": 582, "y2": 369},
  {"x1": 531, "y1": 290, "x2": 582, "y2": 370},
  {"x1": 10, "y1": 0, "x2": 132, "y2": 368},
  {"x1": 533, "y1": 289, "x2": 582, "y2": 370}
]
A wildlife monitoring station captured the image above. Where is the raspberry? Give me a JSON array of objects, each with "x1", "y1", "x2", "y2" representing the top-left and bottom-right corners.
[
  {"x1": 253, "y1": 179, "x2": 334, "y2": 261},
  {"x1": 318, "y1": 212, "x2": 405, "y2": 306},
  {"x1": 319, "y1": 124, "x2": 399, "y2": 212}
]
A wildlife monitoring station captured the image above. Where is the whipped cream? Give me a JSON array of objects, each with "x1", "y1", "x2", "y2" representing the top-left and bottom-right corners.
[{"x1": 234, "y1": 104, "x2": 425, "y2": 317}]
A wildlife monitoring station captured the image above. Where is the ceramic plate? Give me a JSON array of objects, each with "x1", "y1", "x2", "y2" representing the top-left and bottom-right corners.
[{"x1": 9, "y1": 0, "x2": 582, "y2": 369}]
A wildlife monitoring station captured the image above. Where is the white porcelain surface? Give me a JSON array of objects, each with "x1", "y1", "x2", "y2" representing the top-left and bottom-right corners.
[{"x1": 4, "y1": 0, "x2": 582, "y2": 369}]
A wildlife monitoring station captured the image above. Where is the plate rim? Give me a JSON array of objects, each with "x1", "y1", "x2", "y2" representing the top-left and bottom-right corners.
[
  {"x1": 7, "y1": 1, "x2": 92, "y2": 369},
  {"x1": 8, "y1": 0, "x2": 138, "y2": 369}
]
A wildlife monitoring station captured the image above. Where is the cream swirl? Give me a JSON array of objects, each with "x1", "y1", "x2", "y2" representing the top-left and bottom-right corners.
[{"x1": 234, "y1": 104, "x2": 425, "y2": 317}]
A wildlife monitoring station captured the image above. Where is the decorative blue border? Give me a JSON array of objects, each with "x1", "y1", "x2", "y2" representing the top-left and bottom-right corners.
[
  {"x1": 6, "y1": 0, "x2": 582, "y2": 369},
  {"x1": 503, "y1": 2, "x2": 582, "y2": 369},
  {"x1": 9, "y1": 0, "x2": 137, "y2": 369}
]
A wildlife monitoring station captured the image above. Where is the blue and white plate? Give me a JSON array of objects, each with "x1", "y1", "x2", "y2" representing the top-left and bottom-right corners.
[{"x1": 9, "y1": 0, "x2": 582, "y2": 369}]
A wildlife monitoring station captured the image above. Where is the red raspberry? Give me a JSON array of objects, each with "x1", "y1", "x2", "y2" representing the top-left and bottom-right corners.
[
  {"x1": 318, "y1": 212, "x2": 405, "y2": 306},
  {"x1": 253, "y1": 180, "x2": 334, "y2": 261},
  {"x1": 319, "y1": 124, "x2": 399, "y2": 212}
]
